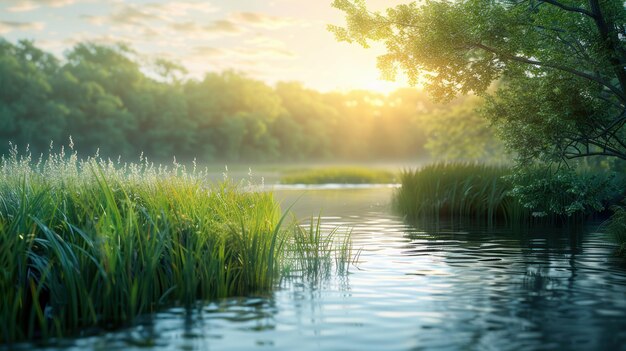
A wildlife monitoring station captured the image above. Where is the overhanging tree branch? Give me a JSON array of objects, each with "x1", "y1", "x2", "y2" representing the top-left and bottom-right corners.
[
  {"x1": 471, "y1": 42, "x2": 626, "y2": 102},
  {"x1": 588, "y1": 0, "x2": 626, "y2": 94},
  {"x1": 537, "y1": 0, "x2": 595, "y2": 18}
]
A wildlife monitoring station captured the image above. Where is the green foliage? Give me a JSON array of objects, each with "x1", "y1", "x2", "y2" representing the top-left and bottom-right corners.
[
  {"x1": 0, "y1": 38, "x2": 498, "y2": 163},
  {"x1": 508, "y1": 166, "x2": 618, "y2": 216},
  {"x1": 606, "y1": 204, "x2": 626, "y2": 256},
  {"x1": 394, "y1": 163, "x2": 525, "y2": 224},
  {"x1": 0, "y1": 40, "x2": 67, "y2": 152},
  {"x1": 332, "y1": 0, "x2": 626, "y2": 218},
  {"x1": 281, "y1": 167, "x2": 396, "y2": 184},
  {"x1": 0, "y1": 147, "x2": 355, "y2": 343},
  {"x1": 395, "y1": 162, "x2": 619, "y2": 223},
  {"x1": 419, "y1": 95, "x2": 506, "y2": 161},
  {"x1": 330, "y1": 0, "x2": 626, "y2": 163}
]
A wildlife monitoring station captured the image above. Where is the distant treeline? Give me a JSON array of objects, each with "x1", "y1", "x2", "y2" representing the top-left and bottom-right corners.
[{"x1": 0, "y1": 39, "x2": 501, "y2": 162}]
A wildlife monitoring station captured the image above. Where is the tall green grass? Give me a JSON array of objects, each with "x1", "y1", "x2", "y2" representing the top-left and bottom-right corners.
[
  {"x1": 0, "y1": 145, "x2": 354, "y2": 343},
  {"x1": 606, "y1": 204, "x2": 626, "y2": 257},
  {"x1": 289, "y1": 217, "x2": 357, "y2": 280},
  {"x1": 281, "y1": 167, "x2": 396, "y2": 184},
  {"x1": 394, "y1": 163, "x2": 528, "y2": 224}
]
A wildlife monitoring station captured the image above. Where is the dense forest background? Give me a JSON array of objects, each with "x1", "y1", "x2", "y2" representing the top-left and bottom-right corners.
[{"x1": 0, "y1": 39, "x2": 502, "y2": 163}]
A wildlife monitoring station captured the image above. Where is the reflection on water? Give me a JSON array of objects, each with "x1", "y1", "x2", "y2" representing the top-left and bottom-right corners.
[{"x1": 16, "y1": 187, "x2": 626, "y2": 351}]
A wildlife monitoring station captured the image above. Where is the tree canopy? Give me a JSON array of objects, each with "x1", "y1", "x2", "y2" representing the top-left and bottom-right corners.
[
  {"x1": 330, "y1": 0, "x2": 626, "y2": 165},
  {"x1": 0, "y1": 38, "x2": 503, "y2": 163}
]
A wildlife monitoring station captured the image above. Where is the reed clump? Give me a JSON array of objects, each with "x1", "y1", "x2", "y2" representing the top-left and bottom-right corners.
[
  {"x1": 0, "y1": 145, "x2": 354, "y2": 343},
  {"x1": 281, "y1": 167, "x2": 396, "y2": 184},
  {"x1": 394, "y1": 163, "x2": 528, "y2": 224},
  {"x1": 289, "y1": 217, "x2": 357, "y2": 280}
]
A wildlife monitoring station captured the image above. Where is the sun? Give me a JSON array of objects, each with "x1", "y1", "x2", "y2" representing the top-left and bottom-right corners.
[
  {"x1": 361, "y1": 76, "x2": 419, "y2": 95},
  {"x1": 361, "y1": 79, "x2": 399, "y2": 94}
]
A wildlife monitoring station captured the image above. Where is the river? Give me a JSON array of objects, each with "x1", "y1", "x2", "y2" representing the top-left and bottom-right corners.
[{"x1": 19, "y1": 186, "x2": 626, "y2": 350}]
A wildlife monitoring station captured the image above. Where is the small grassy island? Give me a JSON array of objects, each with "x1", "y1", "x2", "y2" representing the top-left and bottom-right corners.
[
  {"x1": 393, "y1": 162, "x2": 626, "y2": 255},
  {"x1": 281, "y1": 167, "x2": 397, "y2": 185},
  {"x1": 0, "y1": 150, "x2": 353, "y2": 343},
  {"x1": 394, "y1": 163, "x2": 522, "y2": 224}
]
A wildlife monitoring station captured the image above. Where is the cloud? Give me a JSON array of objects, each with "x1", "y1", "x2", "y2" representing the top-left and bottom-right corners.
[
  {"x1": 0, "y1": 20, "x2": 44, "y2": 34},
  {"x1": 6, "y1": 2, "x2": 38, "y2": 12},
  {"x1": 188, "y1": 33, "x2": 295, "y2": 67},
  {"x1": 169, "y1": 20, "x2": 245, "y2": 39},
  {"x1": 108, "y1": 6, "x2": 160, "y2": 26},
  {"x1": 82, "y1": 1, "x2": 219, "y2": 27},
  {"x1": 80, "y1": 14, "x2": 105, "y2": 26},
  {"x1": 192, "y1": 46, "x2": 226, "y2": 57},
  {"x1": 82, "y1": 2, "x2": 240, "y2": 39},
  {"x1": 169, "y1": 21, "x2": 202, "y2": 33},
  {"x1": 245, "y1": 35, "x2": 289, "y2": 48},
  {"x1": 5, "y1": 0, "x2": 77, "y2": 12},
  {"x1": 204, "y1": 19, "x2": 242, "y2": 34},
  {"x1": 82, "y1": 5, "x2": 299, "y2": 37},
  {"x1": 244, "y1": 35, "x2": 295, "y2": 58},
  {"x1": 229, "y1": 11, "x2": 298, "y2": 29},
  {"x1": 237, "y1": 47, "x2": 295, "y2": 59},
  {"x1": 82, "y1": 4, "x2": 159, "y2": 27},
  {"x1": 165, "y1": 12, "x2": 299, "y2": 38},
  {"x1": 191, "y1": 45, "x2": 295, "y2": 61},
  {"x1": 146, "y1": 1, "x2": 219, "y2": 17}
]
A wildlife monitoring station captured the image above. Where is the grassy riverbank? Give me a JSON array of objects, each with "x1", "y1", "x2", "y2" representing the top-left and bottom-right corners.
[
  {"x1": 393, "y1": 163, "x2": 526, "y2": 224},
  {"x1": 395, "y1": 162, "x2": 626, "y2": 257},
  {"x1": 0, "y1": 150, "x2": 352, "y2": 343}
]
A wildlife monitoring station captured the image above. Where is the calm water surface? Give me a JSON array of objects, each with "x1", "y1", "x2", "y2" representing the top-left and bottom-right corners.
[{"x1": 22, "y1": 187, "x2": 626, "y2": 350}]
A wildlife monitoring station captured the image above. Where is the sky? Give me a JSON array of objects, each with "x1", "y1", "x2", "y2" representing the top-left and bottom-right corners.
[{"x1": 0, "y1": 0, "x2": 412, "y2": 93}]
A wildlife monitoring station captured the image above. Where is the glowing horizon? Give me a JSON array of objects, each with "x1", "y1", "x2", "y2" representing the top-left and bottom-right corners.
[{"x1": 0, "y1": 0, "x2": 412, "y2": 93}]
